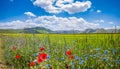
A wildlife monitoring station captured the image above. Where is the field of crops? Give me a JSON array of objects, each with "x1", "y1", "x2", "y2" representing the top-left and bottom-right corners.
[{"x1": 1, "y1": 34, "x2": 120, "y2": 69}]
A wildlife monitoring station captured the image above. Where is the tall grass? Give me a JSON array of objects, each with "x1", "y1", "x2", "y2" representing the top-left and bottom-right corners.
[{"x1": 1, "y1": 33, "x2": 120, "y2": 69}]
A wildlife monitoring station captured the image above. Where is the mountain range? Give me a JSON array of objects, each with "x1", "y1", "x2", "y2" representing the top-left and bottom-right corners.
[{"x1": 0, "y1": 27, "x2": 120, "y2": 34}]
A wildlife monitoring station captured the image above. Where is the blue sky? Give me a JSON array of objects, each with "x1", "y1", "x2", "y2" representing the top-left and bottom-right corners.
[{"x1": 0, "y1": 0, "x2": 120, "y2": 30}]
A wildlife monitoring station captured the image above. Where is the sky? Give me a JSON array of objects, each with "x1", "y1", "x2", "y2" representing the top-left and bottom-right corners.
[{"x1": 0, "y1": 0, "x2": 120, "y2": 31}]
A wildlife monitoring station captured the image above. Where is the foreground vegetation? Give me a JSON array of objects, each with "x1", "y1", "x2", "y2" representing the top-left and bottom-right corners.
[{"x1": 1, "y1": 34, "x2": 120, "y2": 69}]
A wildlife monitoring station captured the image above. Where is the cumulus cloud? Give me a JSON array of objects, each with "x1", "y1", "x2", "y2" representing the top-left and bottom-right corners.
[
  {"x1": 0, "y1": 20, "x2": 37, "y2": 29},
  {"x1": 97, "y1": 10, "x2": 101, "y2": 13},
  {"x1": 33, "y1": 0, "x2": 91, "y2": 14},
  {"x1": 0, "y1": 16, "x2": 99, "y2": 31},
  {"x1": 24, "y1": 12, "x2": 36, "y2": 17}
]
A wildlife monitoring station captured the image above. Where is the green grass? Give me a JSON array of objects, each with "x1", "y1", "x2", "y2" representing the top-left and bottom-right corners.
[
  {"x1": 0, "y1": 38, "x2": 7, "y2": 69},
  {"x1": 1, "y1": 33, "x2": 120, "y2": 69}
]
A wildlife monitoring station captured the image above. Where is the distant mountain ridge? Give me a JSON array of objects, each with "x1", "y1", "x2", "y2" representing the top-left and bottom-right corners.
[
  {"x1": 0, "y1": 27, "x2": 120, "y2": 34},
  {"x1": 23, "y1": 27, "x2": 53, "y2": 33},
  {"x1": 82, "y1": 28, "x2": 120, "y2": 33}
]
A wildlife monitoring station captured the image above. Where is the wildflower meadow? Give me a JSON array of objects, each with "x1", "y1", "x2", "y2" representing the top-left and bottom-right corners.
[{"x1": 0, "y1": 33, "x2": 120, "y2": 69}]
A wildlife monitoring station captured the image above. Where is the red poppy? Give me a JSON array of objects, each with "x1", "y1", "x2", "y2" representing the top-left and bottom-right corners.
[
  {"x1": 30, "y1": 62, "x2": 36, "y2": 67},
  {"x1": 66, "y1": 50, "x2": 72, "y2": 56},
  {"x1": 40, "y1": 47, "x2": 45, "y2": 51},
  {"x1": 39, "y1": 53, "x2": 47, "y2": 60},
  {"x1": 69, "y1": 55, "x2": 74, "y2": 60},
  {"x1": 15, "y1": 54, "x2": 21, "y2": 59},
  {"x1": 37, "y1": 53, "x2": 47, "y2": 63},
  {"x1": 37, "y1": 57, "x2": 43, "y2": 63}
]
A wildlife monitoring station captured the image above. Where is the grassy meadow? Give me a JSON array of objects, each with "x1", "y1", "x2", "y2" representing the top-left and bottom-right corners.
[{"x1": 0, "y1": 33, "x2": 120, "y2": 69}]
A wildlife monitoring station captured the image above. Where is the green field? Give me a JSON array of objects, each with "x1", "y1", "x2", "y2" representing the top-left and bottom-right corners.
[{"x1": 0, "y1": 34, "x2": 120, "y2": 69}]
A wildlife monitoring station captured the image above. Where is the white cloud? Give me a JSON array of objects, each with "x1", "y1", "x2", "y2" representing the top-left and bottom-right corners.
[
  {"x1": 104, "y1": 26, "x2": 120, "y2": 30},
  {"x1": 97, "y1": 10, "x2": 101, "y2": 13},
  {"x1": 33, "y1": 0, "x2": 61, "y2": 14},
  {"x1": 108, "y1": 22, "x2": 114, "y2": 24},
  {"x1": 0, "y1": 16, "x2": 99, "y2": 31},
  {"x1": 24, "y1": 12, "x2": 36, "y2": 17},
  {"x1": 0, "y1": 20, "x2": 37, "y2": 29},
  {"x1": 33, "y1": 0, "x2": 91, "y2": 14},
  {"x1": 33, "y1": 16, "x2": 99, "y2": 30},
  {"x1": 60, "y1": 1, "x2": 91, "y2": 14}
]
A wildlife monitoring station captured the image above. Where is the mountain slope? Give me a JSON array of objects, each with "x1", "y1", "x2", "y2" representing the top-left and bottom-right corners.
[{"x1": 23, "y1": 27, "x2": 53, "y2": 33}]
